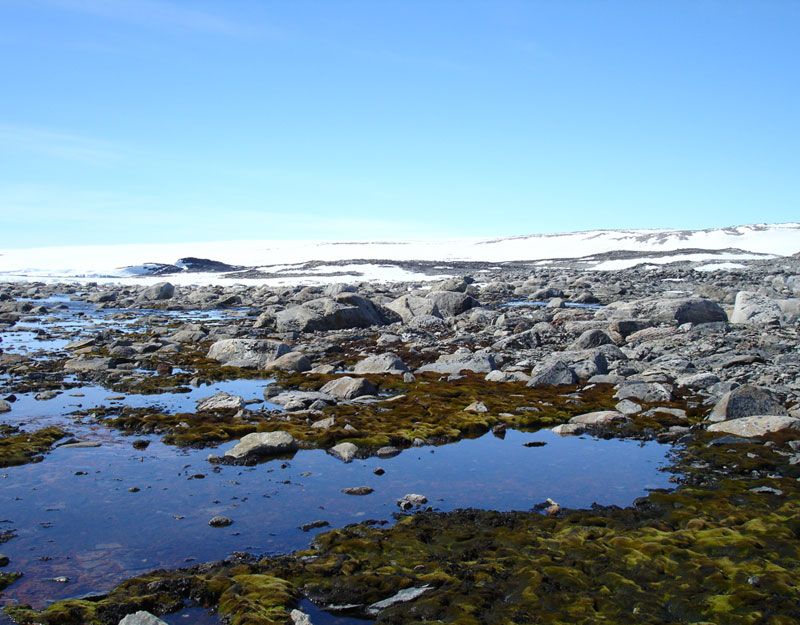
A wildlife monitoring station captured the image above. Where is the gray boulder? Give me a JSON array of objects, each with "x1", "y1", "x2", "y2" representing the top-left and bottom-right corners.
[
  {"x1": 416, "y1": 350, "x2": 496, "y2": 375},
  {"x1": 276, "y1": 294, "x2": 396, "y2": 332},
  {"x1": 63, "y1": 357, "x2": 113, "y2": 373},
  {"x1": 569, "y1": 329, "x2": 614, "y2": 350},
  {"x1": 319, "y1": 376, "x2": 377, "y2": 400},
  {"x1": 569, "y1": 410, "x2": 626, "y2": 425},
  {"x1": 264, "y1": 351, "x2": 312, "y2": 373},
  {"x1": 730, "y1": 291, "x2": 782, "y2": 325},
  {"x1": 707, "y1": 415, "x2": 800, "y2": 438},
  {"x1": 196, "y1": 391, "x2": 245, "y2": 412},
  {"x1": 527, "y1": 359, "x2": 576, "y2": 388},
  {"x1": 141, "y1": 282, "x2": 174, "y2": 301},
  {"x1": 0, "y1": 400, "x2": 10, "y2": 413},
  {"x1": 224, "y1": 431, "x2": 297, "y2": 462},
  {"x1": 425, "y1": 291, "x2": 479, "y2": 318},
  {"x1": 353, "y1": 353, "x2": 409, "y2": 375},
  {"x1": 329, "y1": 442, "x2": 358, "y2": 462},
  {"x1": 207, "y1": 339, "x2": 290, "y2": 369},
  {"x1": 708, "y1": 385, "x2": 787, "y2": 422},
  {"x1": 386, "y1": 295, "x2": 438, "y2": 322},
  {"x1": 614, "y1": 381, "x2": 672, "y2": 403}
]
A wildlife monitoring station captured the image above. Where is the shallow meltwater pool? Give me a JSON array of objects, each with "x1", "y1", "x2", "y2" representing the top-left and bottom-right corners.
[{"x1": 0, "y1": 428, "x2": 674, "y2": 608}]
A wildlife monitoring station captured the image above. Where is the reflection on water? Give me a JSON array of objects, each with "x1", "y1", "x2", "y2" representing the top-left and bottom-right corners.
[{"x1": 0, "y1": 428, "x2": 673, "y2": 607}]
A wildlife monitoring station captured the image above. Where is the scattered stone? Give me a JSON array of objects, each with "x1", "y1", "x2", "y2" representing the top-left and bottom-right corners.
[
  {"x1": 464, "y1": 400, "x2": 488, "y2": 413},
  {"x1": 342, "y1": 486, "x2": 374, "y2": 496},
  {"x1": 208, "y1": 515, "x2": 233, "y2": 528},
  {"x1": 397, "y1": 493, "x2": 428, "y2": 510},
  {"x1": 300, "y1": 520, "x2": 330, "y2": 532}
]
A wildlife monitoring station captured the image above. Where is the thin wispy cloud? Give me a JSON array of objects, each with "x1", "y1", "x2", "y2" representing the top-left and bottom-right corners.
[
  {"x1": 0, "y1": 124, "x2": 120, "y2": 164},
  {"x1": 37, "y1": 0, "x2": 251, "y2": 36}
]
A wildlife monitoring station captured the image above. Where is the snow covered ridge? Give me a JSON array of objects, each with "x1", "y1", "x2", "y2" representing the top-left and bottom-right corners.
[{"x1": 0, "y1": 222, "x2": 798, "y2": 285}]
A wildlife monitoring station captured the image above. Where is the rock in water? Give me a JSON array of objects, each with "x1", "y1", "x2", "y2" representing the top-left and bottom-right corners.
[
  {"x1": 290, "y1": 609, "x2": 313, "y2": 625},
  {"x1": 118, "y1": 611, "x2": 168, "y2": 625},
  {"x1": 196, "y1": 391, "x2": 245, "y2": 411},
  {"x1": 224, "y1": 431, "x2": 298, "y2": 462},
  {"x1": 329, "y1": 442, "x2": 358, "y2": 462}
]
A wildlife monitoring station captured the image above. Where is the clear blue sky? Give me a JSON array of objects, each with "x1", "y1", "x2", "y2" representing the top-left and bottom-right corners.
[{"x1": 1, "y1": 1, "x2": 798, "y2": 247}]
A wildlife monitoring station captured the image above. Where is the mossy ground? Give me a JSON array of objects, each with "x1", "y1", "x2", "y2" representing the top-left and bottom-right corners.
[
  {"x1": 92, "y1": 373, "x2": 630, "y2": 451},
  {"x1": 0, "y1": 425, "x2": 67, "y2": 467}
]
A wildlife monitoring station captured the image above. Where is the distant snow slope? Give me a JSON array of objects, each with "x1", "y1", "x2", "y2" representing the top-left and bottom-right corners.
[{"x1": 1, "y1": 222, "x2": 798, "y2": 285}]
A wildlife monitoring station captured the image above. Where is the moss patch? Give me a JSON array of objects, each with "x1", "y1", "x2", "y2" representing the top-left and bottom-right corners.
[{"x1": 0, "y1": 425, "x2": 67, "y2": 467}]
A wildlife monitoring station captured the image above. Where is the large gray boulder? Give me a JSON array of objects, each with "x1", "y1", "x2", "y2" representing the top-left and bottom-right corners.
[
  {"x1": 416, "y1": 350, "x2": 496, "y2": 375},
  {"x1": 527, "y1": 359, "x2": 577, "y2": 388},
  {"x1": 425, "y1": 291, "x2": 479, "y2": 318},
  {"x1": 207, "y1": 339, "x2": 290, "y2": 369},
  {"x1": 708, "y1": 385, "x2": 787, "y2": 422},
  {"x1": 140, "y1": 282, "x2": 175, "y2": 301},
  {"x1": 569, "y1": 329, "x2": 614, "y2": 350},
  {"x1": 0, "y1": 399, "x2": 10, "y2": 413},
  {"x1": 730, "y1": 291, "x2": 782, "y2": 325},
  {"x1": 224, "y1": 431, "x2": 297, "y2": 462},
  {"x1": 601, "y1": 297, "x2": 726, "y2": 326},
  {"x1": 614, "y1": 381, "x2": 673, "y2": 403},
  {"x1": 264, "y1": 351, "x2": 312, "y2": 373},
  {"x1": 353, "y1": 353, "x2": 409, "y2": 374},
  {"x1": 707, "y1": 415, "x2": 800, "y2": 438},
  {"x1": 275, "y1": 294, "x2": 397, "y2": 332},
  {"x1": 319, "y1": 376, "x2": 377, "y2": 400},
  {"x1": 386, "y1": 295, "x2": 438, "y2": 322}
]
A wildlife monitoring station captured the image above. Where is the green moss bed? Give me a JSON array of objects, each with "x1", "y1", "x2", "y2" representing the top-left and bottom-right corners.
[{"x1": 0, "y1": 425, "x2": 67, "y2": 468}]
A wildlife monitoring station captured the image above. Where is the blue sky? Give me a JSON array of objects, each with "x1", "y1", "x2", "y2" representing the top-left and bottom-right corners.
[{"x1": 1, "y1": 1, "x2": 798, "y2": 247}]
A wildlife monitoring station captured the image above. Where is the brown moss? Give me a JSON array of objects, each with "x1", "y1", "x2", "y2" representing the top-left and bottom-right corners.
[{"x1": 0, "y1": 425, "x2": 67, "y2": 467}]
